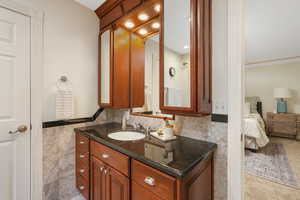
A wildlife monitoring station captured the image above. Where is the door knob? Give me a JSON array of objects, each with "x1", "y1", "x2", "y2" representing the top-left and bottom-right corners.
[{"x1": 9, "y1": 125, "x2": 28, "y2": 134}]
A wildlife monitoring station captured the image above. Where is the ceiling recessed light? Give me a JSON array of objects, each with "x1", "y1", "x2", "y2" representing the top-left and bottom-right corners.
[
  {"x1": 184, "y1": 45, "x2": 189, "y2": 49},
  {"x1": 151, "y1": 22, "x2": 160, "y2": 29},
  {"x1": 138, "y1": 13, "x2": 149, "y2": 21},
  {"x1": 138, "y1": 29, "x2": 148, "y2": 35},
  {"x1": 124, "y1": 21, "x2": 135, "y2": 28},
  {"x1": 154, "y1": 4, "x2": 161, "y2": 12}
]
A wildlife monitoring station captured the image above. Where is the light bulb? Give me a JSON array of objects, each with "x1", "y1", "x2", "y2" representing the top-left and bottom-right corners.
[
  {"x1": 124, "y1": 21, "x2": 135, "y2": 28},
  {"x1": 138, "y1": 29, "x2": 148, "y2": 35},
  {"x1": 151, "y1": 22, "x2": 160, "y2": 29},
  {"x1": 138, "y1": 13, "x2": 149, "y2": 21}
]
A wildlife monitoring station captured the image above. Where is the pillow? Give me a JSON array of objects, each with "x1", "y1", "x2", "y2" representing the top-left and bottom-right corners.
[
  {"x1": 244, "y1": 102, "x2": 251, "y2": 116},
  {"x1": 245, "y1": 96, "x2": 260, "y2": 113}
]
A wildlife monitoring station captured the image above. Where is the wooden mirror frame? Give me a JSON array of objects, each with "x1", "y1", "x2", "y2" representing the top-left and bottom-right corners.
[{"x1": 159, "y1": 0, "x2": 198, "y2": 114}]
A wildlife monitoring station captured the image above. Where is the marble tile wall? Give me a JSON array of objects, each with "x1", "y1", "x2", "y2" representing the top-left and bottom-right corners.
[
  {"x1": 43, "y1": 109, "x2": 228, "y2": 200},
  {"x1": 43, "y1": 110, "x2": 112, "y2": 200}
]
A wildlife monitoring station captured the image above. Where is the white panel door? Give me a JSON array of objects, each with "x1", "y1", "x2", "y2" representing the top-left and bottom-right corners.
[{"x1": 0, "y1": 7, "x2": 30, "y2": 200}]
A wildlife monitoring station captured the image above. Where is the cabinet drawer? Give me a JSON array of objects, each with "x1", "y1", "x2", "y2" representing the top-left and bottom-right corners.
[
  {"x1": 76, "y1": 159, "x2": 89, "y2": 181},
  {"x1": 272, "y1": 114, "x2": 297, "y2": 122},
  {"x1": 132, "y1": 181, "x2": 161, "y2": 200},
  {"x1": 272, "y1": 121, "x2": 297, "y2": 135},
  {"x1": 132, "y1": 160, "x2": 176, "y2": 200},
  {"x1": 76, "y1": 175, "x2": 89, "y2": 200},
  {"x1": 90, "y1": 140, "x2": 129, "y2": 176},
  {"x1": 76, "y1": 134, "x2": 89, "y2": 153}
]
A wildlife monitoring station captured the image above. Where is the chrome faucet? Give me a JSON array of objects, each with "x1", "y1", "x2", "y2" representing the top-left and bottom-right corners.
[
  {"x1": 122, "y1": 110, "x2": 130, "y2": 130},
  {"x1": 135, "y1": 123, "x2": 151, "y2": 137}
]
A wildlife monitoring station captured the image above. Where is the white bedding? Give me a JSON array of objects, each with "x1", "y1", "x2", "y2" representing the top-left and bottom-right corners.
[{"x1": 244, "y1": 114, "x2": 269, "y2": 148}]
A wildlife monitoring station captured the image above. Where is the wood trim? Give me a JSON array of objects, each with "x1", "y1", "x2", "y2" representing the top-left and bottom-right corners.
[
  {"x1": 245, "y1": 55, "x2": 300, "y2": 66},
  {"x1": 95, "y1": 0, "x2": 123, "y2": 18},
  {"x1": 130, "y1": 112, "x2": 175, "y2": 120},
  {"x1": 227, "y1": 0, "x2": 244, "y2": 198},
  {"x1": 197, "y1": 0, "x2": 212, "y2": 114}
]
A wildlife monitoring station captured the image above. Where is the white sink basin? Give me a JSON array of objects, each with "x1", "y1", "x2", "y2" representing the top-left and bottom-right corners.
[{"x1": 108, "y1": 131, "x2": 145, "y2": 141}]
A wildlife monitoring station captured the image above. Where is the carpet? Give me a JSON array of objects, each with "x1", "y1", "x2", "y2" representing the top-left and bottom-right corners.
[{"x1": 245, "y1": 142, "x2": 299, "y2": 189}]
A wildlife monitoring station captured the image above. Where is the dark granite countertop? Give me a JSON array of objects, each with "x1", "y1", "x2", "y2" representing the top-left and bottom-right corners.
[{"x1": 74, "y1": 122, "x2": 217, "y2": 178}]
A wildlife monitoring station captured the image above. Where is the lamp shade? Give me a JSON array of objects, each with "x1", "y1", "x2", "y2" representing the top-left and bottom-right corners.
[{"x1": 273, "y1": 88, "x2": 291, "y2": 99}]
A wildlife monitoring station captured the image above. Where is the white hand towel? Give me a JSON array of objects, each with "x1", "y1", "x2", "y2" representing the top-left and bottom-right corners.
[{"x1": 55, "y1": 89, "x2": 74, "y2": 120}]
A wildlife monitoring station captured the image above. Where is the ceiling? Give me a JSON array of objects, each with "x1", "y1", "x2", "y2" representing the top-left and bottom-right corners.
[
  {"x1": 74, "y1": 0, "x2": 105, "y2": 10},
  {"x1": 245, "y1": 0, "x2": 300, "y2": 64}
]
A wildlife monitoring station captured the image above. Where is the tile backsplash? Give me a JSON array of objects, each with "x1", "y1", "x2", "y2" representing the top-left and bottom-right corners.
[{"x1": 42, "y1": 109, "x2": 228, "y2": 200}]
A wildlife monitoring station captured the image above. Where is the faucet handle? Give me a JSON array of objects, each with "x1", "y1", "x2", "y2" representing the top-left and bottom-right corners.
[{"x1": 135, "y1": 123, "x2": 143, "y2": 130}]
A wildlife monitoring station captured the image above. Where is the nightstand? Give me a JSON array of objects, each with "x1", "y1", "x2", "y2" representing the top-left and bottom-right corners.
[{"x1": 267, "y1": 112, "x2": 300, "y2": 140}]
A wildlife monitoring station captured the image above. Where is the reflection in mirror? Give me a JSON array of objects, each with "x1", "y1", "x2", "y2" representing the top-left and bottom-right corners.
[
  {"x1": 132, "y1": 33, "x2": 173, "y2": 119},
  {"x1": 100, "y1": 30, "x2": 111, "y2": 105},
  {"x1": 163, "y1": 0, "x2": 191, "y2": 108}
]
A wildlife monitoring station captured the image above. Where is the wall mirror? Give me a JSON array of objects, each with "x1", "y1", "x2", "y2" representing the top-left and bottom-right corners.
[
  {"x1": 131, "y1": 33, "x2": 173, "y2": 119},
  {"x1": 160, "y1": 0, "x2": 197, "y2": 113}
]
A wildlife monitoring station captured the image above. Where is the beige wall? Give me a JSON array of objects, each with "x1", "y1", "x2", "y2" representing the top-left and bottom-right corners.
[
  {"x1": 245, "y1": 62, "x2": 300, "y2": 116},
  {"x1": 15, "y1": 0, "x2": 100, "y2": 121}
]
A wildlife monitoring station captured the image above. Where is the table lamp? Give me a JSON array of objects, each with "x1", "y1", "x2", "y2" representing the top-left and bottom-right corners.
[{"x1": 274, "y1": 88, "x2": 291, "y2": 113}]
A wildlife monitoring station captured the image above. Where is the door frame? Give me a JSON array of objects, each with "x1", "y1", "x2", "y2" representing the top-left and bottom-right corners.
[
  {"x1": 227, "y1": 0, "x2": 244, "y2": 199},
  {"x1": 0, "y1": 1, "x2": 44, "y2": 200}
]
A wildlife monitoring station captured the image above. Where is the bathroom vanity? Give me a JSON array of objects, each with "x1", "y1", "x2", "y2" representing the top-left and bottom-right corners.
[{"x1": 75, "y1": 123, "x2": 217, "y2": 200}]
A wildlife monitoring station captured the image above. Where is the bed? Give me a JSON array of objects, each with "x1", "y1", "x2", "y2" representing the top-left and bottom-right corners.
[{"x1": 244, "y1": 99, "x2": 269, "y2": 150}]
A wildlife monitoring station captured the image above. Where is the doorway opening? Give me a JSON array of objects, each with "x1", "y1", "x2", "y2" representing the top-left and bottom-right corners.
[{"x1": 243, "y1": 0, "x2": 300, "y2": 199}]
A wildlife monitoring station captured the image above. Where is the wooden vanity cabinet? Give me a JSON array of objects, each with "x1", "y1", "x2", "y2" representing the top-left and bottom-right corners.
[
  {"x1": 75, "y1": 134, "x2": 90, "y2": 200},
  {"x1": 75, "y1": 133, "x2": 214, "y2": 200},
  {"x1": 99, "y1": 26, "x2": 145, "y2": 109}
]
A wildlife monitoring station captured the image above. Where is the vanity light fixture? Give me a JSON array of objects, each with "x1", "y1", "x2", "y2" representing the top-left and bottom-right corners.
[
  {"x1": 138, "y1": 13, "x2": 149, "y2": 21},
  {"x1": 124, "y1": 21, "x2": 135, "y2": 28},
  {"x1": 154, "y1": 4, "x2": 161, "y2": 12},
  {"x1": 151, "y1": 22, "x2": 160, "y2": 29},
  {"x1": 138, "y1": 29, "x2": 148, "y2": 35}
]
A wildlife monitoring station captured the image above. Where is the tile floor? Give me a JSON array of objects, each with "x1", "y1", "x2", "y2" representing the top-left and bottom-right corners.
[{"x1": 245, "y1": 137, "x2": 300, "y2": 200}]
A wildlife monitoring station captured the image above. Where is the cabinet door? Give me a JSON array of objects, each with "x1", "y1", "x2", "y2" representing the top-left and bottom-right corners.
[
  {"x1": 99, "y1": 29, "x2": 113, "y2": 107},
  {"x1": 91, "y1": 156, "x2": 106, "y2": 200},
  {"x1": 113, "y1": 27, "x2": 130, "y2": 108},
  {"x1": 130, "y1": 33, "x2": 145, "y2": 108},
  {"x1": 160, "y1": 0, "x2": 212, "y2": 115},
  {"x1": 105, "y1": 166, "x2": 130, "y2": 200}
]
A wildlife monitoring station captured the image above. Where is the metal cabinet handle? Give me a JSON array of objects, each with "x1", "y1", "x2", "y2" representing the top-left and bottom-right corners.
[
  {"x1": 79, "y1": 186, "x2": 85, "y2": 190},
  {"x1": 9, "y1": 125, "x2": 28, "y2": 134},
  {"x1": 144, "y1": 177, "x2": 155, "y2": 186},
  {"x1": 80, "y1": 169, "x2": 85, "y2": 173},
  {"x1": 102, "y1": 153, "x2": 109, "y2": 159},
  {"x1": 104, "y1": 169, "x2": 109, "y2": 174},
  {"x1": 79, "y1": 154, "x2": 85, "y2": 158},
  {"x1": 80, "y1": 141, "x2": 85, "y2": 144}
]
